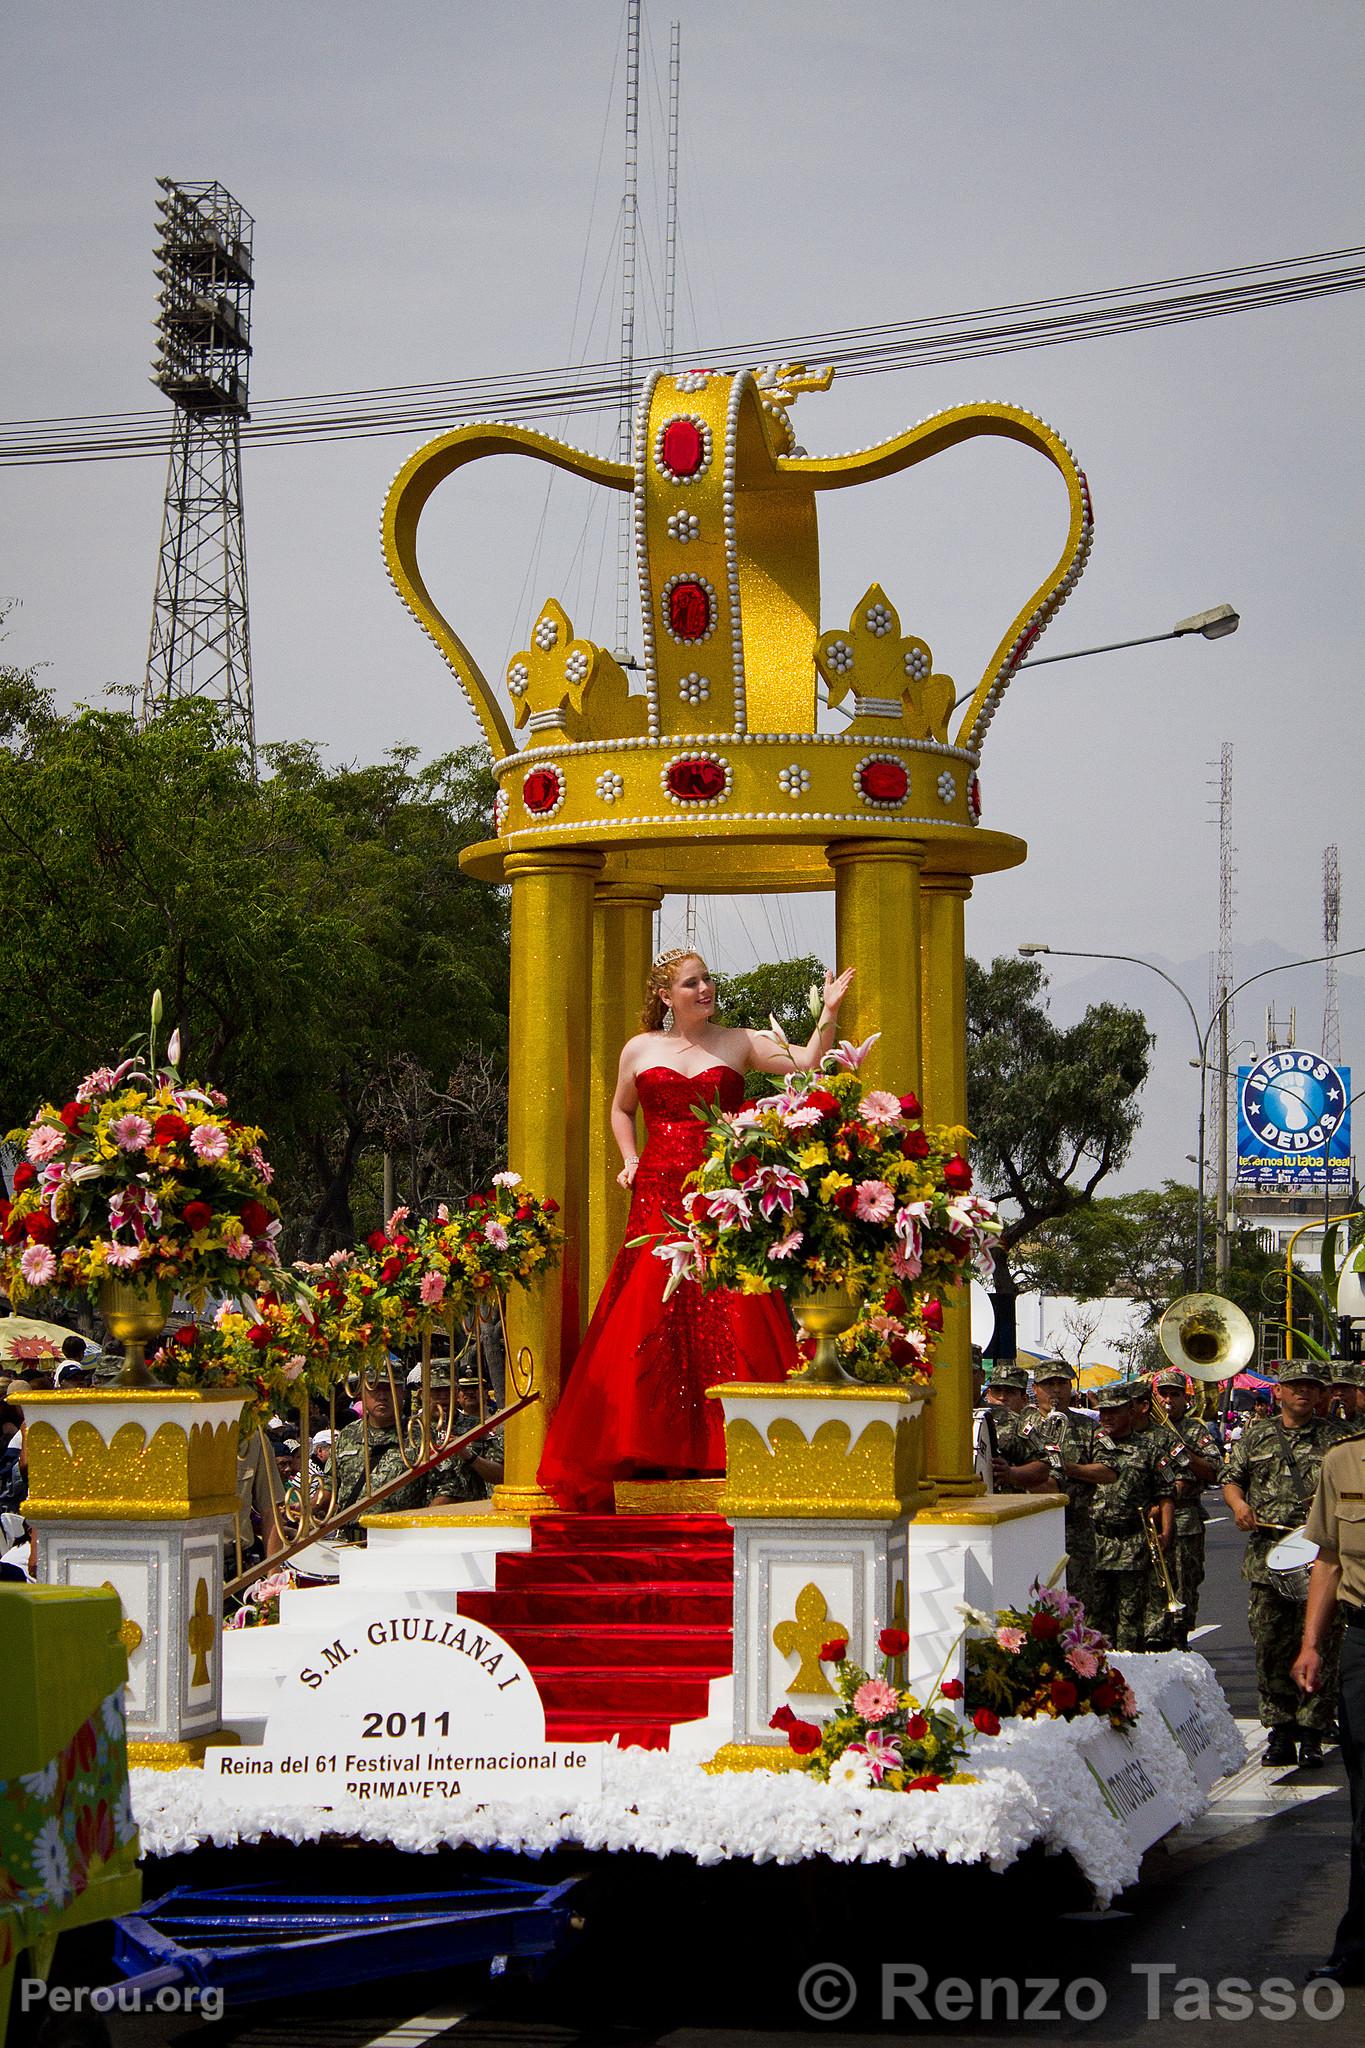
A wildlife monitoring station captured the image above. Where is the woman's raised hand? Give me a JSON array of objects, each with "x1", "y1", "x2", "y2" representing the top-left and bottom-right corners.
[{"x1": 821, "y1": 965, "x2": 855, "y2": 1022}]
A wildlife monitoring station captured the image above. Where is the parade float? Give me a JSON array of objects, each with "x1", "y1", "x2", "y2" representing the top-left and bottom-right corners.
[{"x1": 3, "y1": 364, "x2": 1244, "y2": 1939}]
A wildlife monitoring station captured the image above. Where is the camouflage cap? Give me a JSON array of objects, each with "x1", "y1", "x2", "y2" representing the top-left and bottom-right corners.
[
  {"x1": 1031, "y1": 1356, "x2": 1075, "y2": 1382},
  {"x1": 1094, "y1": 1380, "x2": 1138, "y2": 1410},
  {"x1": 1153, "y1": 1367, "x2": 1191, "y2": 1391},
  {"x1": 1328, "y1": 1360, "x2": 1365, "y2": 1388},
  {"x1": 1275, "y1": 1358, "x2": 1332, "y2": 1387},
  {"x1": 987, "y1": 1362, "x2": 1030, "y2": 1391}
]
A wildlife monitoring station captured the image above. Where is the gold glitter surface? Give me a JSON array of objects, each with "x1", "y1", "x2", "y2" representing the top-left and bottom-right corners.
[
  {"x1": 718, "y1": 1413, "x2": 920, "y2": 1521},
  {"x1": 188, "y1": 1576, "x2": 214, "y2": 1687},
  {"x1": 702, "y1": 1743, "x2": 805, "y2": 1776},
  {"x1": 23, "y1": 1404, "x2": 242, "y2": 1521},
  {"x1": 129, "y1": 1733, "x2": 240, "y2": 1770},
  {"x1": 614, "y1": 1478, "x2": 727, "y2": 1515},
  {"x1": 99, "y1": 1581, "x2": 144, "y2": 1654},
  {"x1": 773, "y1": 1583, "x2": 848, "y2": 1694}
]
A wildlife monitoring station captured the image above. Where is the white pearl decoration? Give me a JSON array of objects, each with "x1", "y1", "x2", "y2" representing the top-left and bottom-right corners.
[
  {"x1": 678, "y1": 672, "x2": 711, "y2": 704},
  {"x1": 595, "y1": 770, "x2": 625, "y2": 802},
  {"x1": 778, "y1": 763, "x2": 811, "y2": 794},
  {"x1": 533, "y1": 618, "x2": 559, "y2": 653},
  {"x1": 564, "y1": 650, "x2": 590, "y2": 685}
]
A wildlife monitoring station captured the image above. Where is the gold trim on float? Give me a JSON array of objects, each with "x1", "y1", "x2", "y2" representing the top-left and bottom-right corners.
[
  {"x1": 614, "y1": 1478, "x2": 726, "y2": 1514},
  {"x1": 707, "y1": 1384, "x2": 921, "y2": 1404},
  {"x1": 129, "y1": 1731, "x2": 240, "y2": 1770},
  {"x1": 919, "y1": 1495, "x2": 1063, "y2": 1525},
  {"x1": 489, "y1": 1483, "x2": 562, "y2": 1516},
  {"x1": 702, "y1": 1742, "x2": 805, "y2": 1775},
  {"x1": 361, "y1": 1507, "x2": 532, "y2": 1529},
  {"x1": 26, "y1": 1494, "x2": 239, "y2": 1522}
]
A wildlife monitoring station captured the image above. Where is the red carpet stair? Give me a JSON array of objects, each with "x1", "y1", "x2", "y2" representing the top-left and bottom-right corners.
[{"x1": 458, "y1": 1513, "x2": 733, "y2": 1750}]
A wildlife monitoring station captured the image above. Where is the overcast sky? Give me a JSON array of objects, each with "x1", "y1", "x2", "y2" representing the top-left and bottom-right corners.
[{"x1": 3, "y1": 0, "x2": 1362, "y2": 1184}]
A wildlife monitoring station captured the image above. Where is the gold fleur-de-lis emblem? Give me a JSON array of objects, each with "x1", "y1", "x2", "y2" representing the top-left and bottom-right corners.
[
  {"x1": 506, "y1": 598, "x2": 648, "y2": 744},
  {"x1": 816, "y1": 582, "x2": 955, "y2": 741},
  {"x1": 100, "y1": 1580, "x2": 143, "y2": 1657},
  {"x1": 187, "y1": 1575, "x2": 215, "y2": 1689},
  {"x1": 772, "y1": 1581, "x2": 849, "y2": 1696}
]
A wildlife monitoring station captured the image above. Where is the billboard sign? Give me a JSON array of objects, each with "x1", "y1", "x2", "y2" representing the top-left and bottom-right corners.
[{"x1": 1237, "y1": 1049, "x2": 1352, "y2": 1191}]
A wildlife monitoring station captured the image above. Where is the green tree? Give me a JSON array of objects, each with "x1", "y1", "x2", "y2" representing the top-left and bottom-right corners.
[
  {"x1": 714, "y1": 954, "x2": 823, "y2": 1046},
  {"x1": 0, "y1": 676, "x2": 508, "y2": 1251},
  {"x1": 965, "y1": 954, "x2": 1152, "y2": 1313}
]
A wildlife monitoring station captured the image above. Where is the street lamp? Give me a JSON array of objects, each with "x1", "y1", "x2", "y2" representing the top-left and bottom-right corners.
[
  {"x1": 1010, "y1": 603, "x2": 1239, "y2": 673},
  {"x1": 1016, "y1": 942, "x2": 1365, "y2": 1290}
]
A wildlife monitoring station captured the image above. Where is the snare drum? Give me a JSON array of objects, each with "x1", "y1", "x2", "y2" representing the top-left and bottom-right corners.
[{"x1": 1266, "y1": 1525, "x2": 1319, "y2": 1601}]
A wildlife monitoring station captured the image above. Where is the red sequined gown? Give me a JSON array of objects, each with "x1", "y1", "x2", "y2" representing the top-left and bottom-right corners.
[{"x1": 538, "y1": 1065, "x2": 797, "y2": 1510}]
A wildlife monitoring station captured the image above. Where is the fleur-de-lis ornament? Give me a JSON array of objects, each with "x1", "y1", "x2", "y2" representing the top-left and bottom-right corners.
[{"x1": 816, "y1": 583, "x2": 955, "y2": 741}]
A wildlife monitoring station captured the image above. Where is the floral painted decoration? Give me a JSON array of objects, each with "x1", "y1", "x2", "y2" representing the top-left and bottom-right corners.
[
  {"x1": 963, "y1": 1581, "x2": 1139, "y2": 1731},
  {"x1": 772, "y1": 1626, "x2": 971, "y2": 1792},
  {"x1": 0, "y1": 1001, "x2": 280, "y2": 1308}
]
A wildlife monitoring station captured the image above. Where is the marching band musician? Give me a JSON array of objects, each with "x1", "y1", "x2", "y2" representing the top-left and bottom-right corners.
[
  {"x1": 1088, "y1": 1381, "x2": 1176, "y2": 1651},
  {"x1": 1222, "y1": 1358, "x2": 1347, "y2": 1767},
  {"x1": 1150, "y1": 1366, "x2": 1221, "y2": 1646},
  {"x1": 1020, "y1": 1358, "x2": 1116, "y2": 1616}
]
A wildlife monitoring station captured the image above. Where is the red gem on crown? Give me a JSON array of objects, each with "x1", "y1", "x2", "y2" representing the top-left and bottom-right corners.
[
  {"x1": 523, "y1": 767, "x2": 563, "y2": 814},
  {"x1": 858, "y1": 759, "x2": 908, "y2": 805},
  {"x1": 661, "y1": 417, "x2": 706, "y2": 478},
  {"x1": 666, "y1": 756, "x2": 728, "y2": 801},
  {"x1": 667, "y1": 579, "x2": 712, "y2": 641},
  {"x1": 968, "y1": 772, "x2": 982, "y2": 820}
]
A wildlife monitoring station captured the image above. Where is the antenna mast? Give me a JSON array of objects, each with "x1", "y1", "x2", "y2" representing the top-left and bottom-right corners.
[
  {"x1": 143, "y1": 178, "x2": 256, "y2": 760},
  {"x1": 614, "y1": 0, "x2": 641, "y2": 666},
  {"x1": 1213, "y1": 741, "x2": 1235, "y2": 1282},
  {"x1": 1323, "y1": 844, "x2": 1343, "y2": 1064}
]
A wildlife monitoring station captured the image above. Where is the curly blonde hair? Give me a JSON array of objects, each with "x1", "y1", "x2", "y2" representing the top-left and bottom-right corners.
[{"x1": 641, "y1": 948, "x2": 705, "y2": 1032}]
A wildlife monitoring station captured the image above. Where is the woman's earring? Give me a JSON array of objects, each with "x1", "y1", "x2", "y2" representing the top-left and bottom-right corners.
[{"x1": 661, "y1": 1005, "x2": 673, "y2": 1032}]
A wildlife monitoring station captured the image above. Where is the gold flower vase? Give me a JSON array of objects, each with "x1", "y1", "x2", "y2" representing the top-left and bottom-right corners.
[
  {"x1": 788, "y1": 1284, "x2": 861, "y2": 1386},
  {"x1": 98, "y1": 1276, "x2": 171, "y2": 1388}
]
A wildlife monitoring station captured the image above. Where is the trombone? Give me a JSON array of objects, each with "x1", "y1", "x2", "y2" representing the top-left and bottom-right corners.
[{"x1": 1144, "y1": 1506, "x2": 1186, "y2": 1617}]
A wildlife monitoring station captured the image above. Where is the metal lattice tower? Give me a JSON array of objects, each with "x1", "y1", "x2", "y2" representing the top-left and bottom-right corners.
[
  {"x1": 614, "y1": 0, "x2": 641, "y2": 665},
  {"x1": 142, "y1": 178, "x2": 255, "y2": 758},
  {"x1": 1323, "y1": 844, "x2": 1343, "y2": 1064}
]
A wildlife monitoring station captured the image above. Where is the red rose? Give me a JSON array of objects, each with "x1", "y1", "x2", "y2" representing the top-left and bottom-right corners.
[
  {"x1": 24, "y1": 1210, "x2": 57, "y2": 1244},
  {"x1": 515, "y1": 1204, "x2": 534, "y2": 1222},
  {"x1": 543, "y1": 1197, "x2": 560, "y2": 1214},
  {"x1": 59, "y1": 1101, "x2": 87, "y2": 1132},
  {"x1": 239, "y1": 1200, "x2": 272, "y2": 1238},
  {"x1": 906, "y1": 1713, "x2": 929, "y2": 1741},
  {"x1": 1, "y1": 1210, "x2": 22, "y2": 1245},
  {"x1": 920, "y1": 1299, "x2": 944, "y2": 1333},
  {"x1": 467, "y1": 1194, "x2": 486, "y2": 1210},
  {"x1": 832, "y1": 1185, "x2": 858, "y2": 1215},
  {"x1": 173, "y1": 1325, "x2": 198, "y2": 1349},
  {"x1": 11, "y1": 1162, "x2": 35, "y2": 1190},
  {"x1": 906, "y1": 1773, "x2": 943, "y2": 1792},
  {"x1": 787, "y1": 1719, "x2": 822, "y2": 1756},
  {"x1": 182, "y1": 1201, "x2": 213, "y2": 1233},
  {"x1": 939, "y1": 1678, "x2": 964, "y2": 1700},
  {"x1": 972, "y1": 1708, "x2": 1001, "y2": 1736},
  {"x1": 769, "y1": 1705, "x2": 798, "y2": 1732},
  {"x1": 153, "y1": 1112, "x2": 190, "y2": 1145},
  {"x1": 1091, "y1": 1678, "x2": 1117, "y2": 1710},
  {"x1": 902, "y1": 1129, "x2": 930, "y2": 1160},
  {"x1": 806, "y1": 1089, "x2": 840, "y2": 1119},
  {"x1": 898, "y1": 1092, "x2": 922, "y2": 1119},
  {"x1": 245, "y1": 1323, "x2": 272, "y2": 1348},
  {"x1": 1030, "y1": 1611, "x2": 1061, "y2": 1641},
  {"x1": 731, "y1": 1155, "x2": 759, "y2": 1185},
  {"x1": 380, "y1": 1257, "x2": 402, "y2": 1284},
  {"x1": 889, "y1": 1338, "x2": 918, "y2": 1368},
  {"x1": 942, "y1": 1155, "x2": 973, "y2": 1192},
  {"x1": 819, "y1": 1637, "x2": 849, "y2": 1662},
  {"x1": 882, "y1": 1287, "x2": 906, "y2": 1318},
  {"x1": 366, "y1": 1228, "x2": 389, "y2": 1252},
  {"x1": 1050, "y1": 1678, "x2": 1078, "y2": 1712},
  {"x1": 878, "y1": 1627, "x2": 910, "y2": 1657}
]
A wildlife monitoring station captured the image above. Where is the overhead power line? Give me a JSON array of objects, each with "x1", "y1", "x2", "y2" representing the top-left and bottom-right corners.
[{"x1": 3, "y1": 246, "x2": 1362, "y2": 467}]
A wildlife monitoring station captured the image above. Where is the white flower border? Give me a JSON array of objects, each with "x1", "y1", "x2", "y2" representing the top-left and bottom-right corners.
[{"x1": 130, "y1": 1653, "x2": 1240, "y2": 1909}]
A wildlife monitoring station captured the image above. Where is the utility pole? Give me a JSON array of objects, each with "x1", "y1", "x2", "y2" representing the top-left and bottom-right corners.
[
  {"x1": 1214, "y1": 742, "x2": 1235, "y2": 1285},
  {"x1": 614, "y1": 0, "x2": 641, "y2": 667}
]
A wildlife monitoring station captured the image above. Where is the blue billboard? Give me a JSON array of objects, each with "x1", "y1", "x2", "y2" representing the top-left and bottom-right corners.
[{"x1": 1237, "y1": 1049, "x2": 1352, "y2": 1191}]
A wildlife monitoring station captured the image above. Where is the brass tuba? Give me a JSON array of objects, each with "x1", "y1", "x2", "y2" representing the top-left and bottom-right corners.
[{"x1": 1158, "y1": 1291, "x2": 1255, "y2": 1383}]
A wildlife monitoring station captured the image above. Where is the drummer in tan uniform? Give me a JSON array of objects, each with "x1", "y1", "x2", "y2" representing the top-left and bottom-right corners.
[{"x1": 1293, "y1": 1433, "x2": 1365, "y2": 1984}]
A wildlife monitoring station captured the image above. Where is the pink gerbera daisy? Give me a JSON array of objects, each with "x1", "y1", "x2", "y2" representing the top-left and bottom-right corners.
[
  {"x1": 852, "y1": 1180, "x2": 895, "y2": 1223},
  {"x1": 852, "y1": 1677, "x2": 899, "y2": 1724}
]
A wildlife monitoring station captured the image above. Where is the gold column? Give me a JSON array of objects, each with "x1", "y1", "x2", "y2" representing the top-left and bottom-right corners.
[
  {"x1": 494, "y1": 847, "x2": 603, "y2": 1515},
  {"x1": 920, "y1": 870, "x2": 980, "y2": 1494},
  {"x1": 588, "y1": 881, "x2": 663, "y2": 1311},
  {"x1": 827, "y1": 839, "x2": 924, "y2": 1097}
]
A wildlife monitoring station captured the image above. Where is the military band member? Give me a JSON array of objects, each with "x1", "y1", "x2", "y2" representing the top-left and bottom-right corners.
[
  {"x1": 987, "y1": 1361, "x2": 1056, "y2": 1493},
  {"x1": 1329, "y1": 1360, "x2": 1365, "y2": 1435},
  {"x1": 1151, "y1": 1367, "x2": 1220, "y2": 1645},
  {"x1": 1022, "y1": 1359, "x2": 1116, "y2": 1616},
  {"x1": 1221, "y1": 1358, "x2": 1346, "y2": 1766},
  {"x1": 1293, "y1": 1427, "x2": 1365, "y2": 1984},
  {"x1": 331, "y1": 1366, "x2": 439, "y2": 1537},
  {"x1": 1089, "y1": 1381, "x2": 1175, "y2": 1651}
]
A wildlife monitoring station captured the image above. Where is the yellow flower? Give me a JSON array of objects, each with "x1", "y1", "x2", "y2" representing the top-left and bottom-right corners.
[
  {"x1": 796, "y1": 1143, "x2": 829, "y2": 1170},
  {"x1": 818, "y1": 1172, "x2": 853, "y2": 1201}
]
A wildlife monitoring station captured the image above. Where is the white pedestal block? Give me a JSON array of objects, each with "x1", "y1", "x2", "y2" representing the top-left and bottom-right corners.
[{"x1": 906, "y1": 1495, "x2": 1068, "y2": 1698}]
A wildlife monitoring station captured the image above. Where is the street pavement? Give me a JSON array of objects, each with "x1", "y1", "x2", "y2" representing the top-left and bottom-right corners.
[{"x1": 21, "y1": 1503, "x2": 1362, "y2": 2047}]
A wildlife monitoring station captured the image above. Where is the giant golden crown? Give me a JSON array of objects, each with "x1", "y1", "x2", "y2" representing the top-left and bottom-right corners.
[{"x1": 382, "y1": 365, "x2": 1091, "y2": 892}]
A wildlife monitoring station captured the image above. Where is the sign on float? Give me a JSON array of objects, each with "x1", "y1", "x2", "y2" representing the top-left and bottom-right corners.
[{"x1": 206, "y1": 1612, "x2": 603, "y2": 1804}]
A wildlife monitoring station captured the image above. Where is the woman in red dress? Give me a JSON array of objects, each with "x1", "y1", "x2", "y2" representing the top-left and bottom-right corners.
[{"x1": 538, "y1": 949, "x2": 854, "y2": 1509}]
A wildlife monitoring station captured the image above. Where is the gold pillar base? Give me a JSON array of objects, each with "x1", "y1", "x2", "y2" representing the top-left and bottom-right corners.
[
  {"x1": 928, "y1": 1471, "x2": 988, "y2": 1498},
  {"x1": 490, "y1": 1482, "x2": 562, "y2": 1517},
  {"x1": 130, "y1": 1730, "x2": 240, "y2": 1771},
  {"x1": 702, "y1": 1742, "x2": 805, "y2": 1776}
]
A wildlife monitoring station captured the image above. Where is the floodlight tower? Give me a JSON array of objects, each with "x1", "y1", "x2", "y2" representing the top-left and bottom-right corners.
[
  {"x1": 1323, "y1": 845, "x2": 1343, "y2": 1065},
  {"x1": 142, "y1": 178, "x2": 256, "y2": 758}
]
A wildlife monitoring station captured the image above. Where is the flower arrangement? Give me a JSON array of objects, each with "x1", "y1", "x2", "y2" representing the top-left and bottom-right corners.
[
  {"x1": 770, "y1": 1626, "x2": 972, "y2": 1791},
  {"x1": 437, "y1": 1172, "x2": 563, "y2": 1296},
  {"x1": 149, "y1": 1281, "x2": 368, "y2": 1417},
  {"x1": 346, "y1": 1175, "x2": 561, "y2": 1348},
  {"x1": 0, "y1": 1006, "x2": 280, "y2": 1309},
  {"x1": 963, "y1": 1583, "x2": 1138, "y2": 1732},
  {"x1": 225, "y1": 1565, "x2": 297, "y2": 1629},
  {"x1": 658, "y1": 1035, "x2": 999, "y2": 1376},
  {"x1": 828, "y1": 1284, "x2": 942, "y2": 1387}
]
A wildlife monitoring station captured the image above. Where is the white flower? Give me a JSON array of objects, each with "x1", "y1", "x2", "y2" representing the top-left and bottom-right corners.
[
  {"x1": 829, "y1": 1754, "x2": 874, "y2": 1791},
  {"x1": 956, "y1": 1603, "x2": 995, "y2": 1629},
  {"x1": 564, "y1": 650, "x2": 590, "y2": 684},
  {"x1": 678, "y1": 672, "x2": 710, "y2": 704},
  {"x1": 778, "y1": 763, "x2": 810, "y2": 795},
  {"x1": 596, "y1": 770, "x2": 625, "y2": 802},
  {"x1": 492, "y1": 1170, "x2": 522, "y2": 1188},
  {"x1": 21, "y1": 1759, "x2": 60, "y2": 1802},
  {"x1": 507, "y1": 661, "x2": 529, "y2": 697},
  {"x1": 32, "y1": 1817, "x2": 72, "y2": 1905},
  {"x1": 937, "y1": 770, "x2": 956, "y2": 803},
  {"x1": 905, "y1": 647, "x2": 931, "y2": 679},
  {"x1": 101, "y1": 1689, "x2": 125, "y2": 1742}
]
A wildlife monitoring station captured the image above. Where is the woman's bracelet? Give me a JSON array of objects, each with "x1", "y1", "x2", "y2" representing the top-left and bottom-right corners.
[{"x1": 623, "y1": 1154, "x2": 639, "y2": 1167}]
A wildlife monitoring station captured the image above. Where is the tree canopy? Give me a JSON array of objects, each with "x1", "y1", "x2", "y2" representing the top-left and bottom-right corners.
[{"x1": 0, "y1": 672, "x2": 508, "y2": 1250}]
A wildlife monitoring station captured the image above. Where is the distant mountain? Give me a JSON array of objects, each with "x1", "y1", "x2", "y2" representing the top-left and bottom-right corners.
[{"x1": 992, "y1": 941, "x2": 1363, "y2": 1196}]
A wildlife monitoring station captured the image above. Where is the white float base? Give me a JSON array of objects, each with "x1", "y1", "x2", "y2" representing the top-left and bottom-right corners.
[{"x1": 905, "y1": 1494, "x2": 1067, "y2": 1698}]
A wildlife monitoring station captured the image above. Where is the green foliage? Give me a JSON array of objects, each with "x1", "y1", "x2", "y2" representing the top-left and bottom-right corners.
[
  {"x1": 714, "y1": 954, "x2": 823, "y2": 1045},
  {"x1": 965, "y1": 954, "x2": 1152, "y2": 1274},
  {"x1": 0, "y1": 673, "x2": 508, "y2": 1252}
]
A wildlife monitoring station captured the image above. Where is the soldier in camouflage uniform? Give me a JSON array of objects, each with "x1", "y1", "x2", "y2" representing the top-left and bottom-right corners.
[
  {"x1": 428, "y1": 1370, "x2": 505, "y2": 1505},
  {"x1": 1221, "y1": 1358, "x2": 1347, "y2": 1766},
  {"x1": 1021, "y1": 1359, "x2": 1116, "y2": 1619},
  {"x1": 331, "y1": 1368, "x2": 439, "y2": 1538},
  {"x1": 1124, "y1": 1377, "x2": 1197, "y2": 1650},
  {"x1": 1150, "y1": 1367, "x2": 1221, "y2": 1647},
  {"x1": 986, "y1": 1362, "x2": 1058, "y2": 1493},
  {"x1": 1089, "y1": 1382, "x2": 1175, "y2": 1652},
  {"x1": 1329, "y1": 1361, "x2": 1365, "y2": 1435}
]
